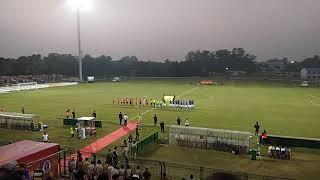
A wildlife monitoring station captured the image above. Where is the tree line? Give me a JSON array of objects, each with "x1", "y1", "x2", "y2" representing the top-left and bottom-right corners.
[{"x1": 0, "y1": 48, "x2": 319, "y2": 77}]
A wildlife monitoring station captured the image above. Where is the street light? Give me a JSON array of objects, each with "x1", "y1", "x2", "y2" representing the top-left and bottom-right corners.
[{"x1": 66, "y1": 0, "x2": 93, "y2": 82}]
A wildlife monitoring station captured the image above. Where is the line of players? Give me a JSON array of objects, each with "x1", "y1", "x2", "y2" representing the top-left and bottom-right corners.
[
  {"x1": 169, "y1": 99, "x2": 195, "y2": 109},
  {"x1": 113, "y1": 98, "x2": 149, "y2": 107},
  {"x1": 113, "y1": 97, "x2": 195, "y2": 109}
]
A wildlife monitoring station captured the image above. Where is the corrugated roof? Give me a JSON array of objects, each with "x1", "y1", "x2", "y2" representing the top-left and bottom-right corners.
[{"x1": 0, "y1": 140, "x2": 58, "y2": 166}]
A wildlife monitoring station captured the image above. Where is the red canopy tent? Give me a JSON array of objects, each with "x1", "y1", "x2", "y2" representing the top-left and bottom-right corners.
[{"x1": 0, "y1": 140, "x2": 60, "y2": 179}]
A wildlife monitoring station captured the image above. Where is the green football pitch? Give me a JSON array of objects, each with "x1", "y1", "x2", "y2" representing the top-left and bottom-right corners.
[{"x1": 0, "y1": 79, "x2": 320, "y2": 179}]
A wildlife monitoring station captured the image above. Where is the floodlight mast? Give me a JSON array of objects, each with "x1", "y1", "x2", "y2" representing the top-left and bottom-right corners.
[{"x1": 76, "y1": 8, "x2": 83, "y2": 82}]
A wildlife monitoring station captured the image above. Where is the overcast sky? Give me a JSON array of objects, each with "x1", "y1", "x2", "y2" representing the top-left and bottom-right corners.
[{"x1": 0, "y1": 0, "x2": 319, "y2": 61}]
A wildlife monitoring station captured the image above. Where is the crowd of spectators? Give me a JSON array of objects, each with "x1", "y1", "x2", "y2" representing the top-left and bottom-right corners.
[
  {"x1": 0, "y1": 74, "x2": 65, "y2": 86},
  {"x1": 70, "y1": 157, "x2": 152, "y2": 180}
]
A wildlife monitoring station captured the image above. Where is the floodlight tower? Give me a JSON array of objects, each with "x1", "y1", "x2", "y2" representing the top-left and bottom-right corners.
[{"x1": 66, "y1": 0, "x2": 93, "y2": 82}]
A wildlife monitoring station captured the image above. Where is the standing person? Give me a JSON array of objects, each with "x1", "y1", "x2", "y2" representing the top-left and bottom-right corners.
[
  {"x1": 94, "y1": 160, "x2": 103, "y2": 179},
  {"x1": 135, "y1": 125, "x2": 140, "y2": 140},
  {"x1": 160, "y1": 121, "x2": 165, "y2": 132},
  {"x1": 69, "y1": 158, "x2": 76, "y2": 180},
  {"x1": 119, "y1": 112, "x2": 123, "y2": 125},
  {"x1": 128, "y1": 134, "x2": 133, "y2": 144},
  {"x1": 106, "y1": 149, "x2": 113, "y2": 165},
  {"x1": 113, "y1": 147, "x2": 118, "y2": 167},
  {"x1": 72, "y1": 110, "x2": 76, "y2": 119},
  {"x1": 65, "y1": 109, "x2": 70, "y2": 119},
  {"x1": 123, "y1": 114, "x2": 128, "y2": 127},
  {"x1": 21, "y1": 107, "x2": 25, "y2": 114},
  {"x1": 153, "y1": 114, "x2": 158, "y2": 126},
  {"x1": 92, "y1": 110, "x2": 96, "y2": 119},
  {"x1": 142, "y1": 167, "x2": 151, "y2": 180},
  {"x1": 77, "y1": 151, "x2": 82, "y2": 162},
  {"x1": 69, "y1": 126, "x2": 75, "y2": 140},
  {"x1": 42, "y1": 131, "x2": 49, "y2": 142},
  {"x1": 177, "y1": 116, "x2": 181, "y2": 125},
  {"x1": 185, "y1": 117, "x2": 190, "y2": 127},
  {"x1": 125, "y1": 165, "x2": 132, "y2": 179},
  {"x1": 254, "y1": 122, "x2": 260, "y2": 136},
  {"x1": 134, "y1": 166, "x2": 142, "y2": 179},
  {"x1": 138, "y1": 114, "x2": 143, "y2": 126}
]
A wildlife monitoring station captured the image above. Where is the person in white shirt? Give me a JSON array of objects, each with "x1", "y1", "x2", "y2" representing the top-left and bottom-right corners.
[
  {"x1": 123, "y1": 114, "x2": 128, "y2": 126},
  {"x1": 42, "y1": 131, "x2": 49, "y2": 142},
  {"x1": 185, "y1": 117, "x2": 190, "y2": 126}
]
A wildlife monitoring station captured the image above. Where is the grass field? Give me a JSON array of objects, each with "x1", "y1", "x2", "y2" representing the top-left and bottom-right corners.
[{"x1": 1, "y1": 79, "x2": 320, "y2": 179}]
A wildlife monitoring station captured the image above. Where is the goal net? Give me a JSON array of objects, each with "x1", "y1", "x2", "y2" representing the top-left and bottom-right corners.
[{"x1": 16, "y1": 82, "x2": 38, "y2": 91}]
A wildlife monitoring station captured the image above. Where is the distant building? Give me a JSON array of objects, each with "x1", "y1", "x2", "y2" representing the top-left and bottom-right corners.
[
  {"x1": 228, "y1": 71, "x2": 247, "y2": 76},
  {"x1": 301, "y1": 68, "x2": 320, "y2": 80}
]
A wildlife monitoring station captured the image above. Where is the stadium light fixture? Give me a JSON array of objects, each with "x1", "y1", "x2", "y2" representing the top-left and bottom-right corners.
[{"x1": 65, "y1": 0, "x2": 93, "y2": 82}]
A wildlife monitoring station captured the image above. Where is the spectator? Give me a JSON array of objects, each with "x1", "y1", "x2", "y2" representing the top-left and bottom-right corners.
[
  {"x1": 92, "y1": 110, "x2": 97, "y2": 119},
  {"x1": 134, "y1": 165, "x2": 142, "y2": 178},
  {"x1": 111, "y1": 167, "x2": 119, "y2": 180},
  {"x1": 113, "y1": 147, "x2": 118, "y2": 167},
  {"x1": 118, "y1": 165, "x2": 125, "y2": 180},
  {"x1": 70, "y1": 126, "x2": 75, "y2": 140},
  {"x1": 142, "y1": 167, "x2": 151, "y2": 180},
  {"x1": 177, "y1": 116, "x2": 181, "y2": 125},
  {"x1": 83, "y1": 158, "x2": 91, "y2": 178},
  {"x1": 42, "y1": 131, "x2": 49, "y2": 142},
  {"x1": 128, "y1": 134, "x2": 133, "y2": 144},
  {"x1": 160, "y1": 121, "x2": 165, "y2": 132},
  {"x1": 135, "y1": 125, "x2": 140, "y2": 140},
  {"x1": 69, "y1": 158, "x2": 76, "y2": 180},
  {"x1": 106, "y1": 149, "x2": 113, "y2": 165},
  {"x1": 119, "y1": 112, "x2": 123, "y2": 125},
  {"x1": 94, "y1": 160, "x2": 104, "y2": 178},
  {"x1": 66, "y1": 109, "x2": 70, "y2": 119},
  {"x1": 107, "y1": 164, "x2": 114, "y2": 180},
  {"x1": 254, "y1": 122, "x2": 260, "y2": 136},
  {"x1": 190, "y1": 174, "x2": 194, "y2": 180},
  {"x1": 88, "y1": 161, "x2": 95, "y2": 179},
  {"x1": 102, "y1": 162, "x2": 109, "y2": 177},
  {"x1": 153, "y1": 114, "x2": 158, "y2": 126},
  {"x1": 77, "y1": 151, "x2": 82, "y2": 162},
  {"x1": 185, "y1": 118, "x2": 190, "y2": 127},
  {"x1": 72, "y1": 110, "x2": 76, "y2": 119},
  {"x1": 125, "y1": 165, "x2": 132, "y2": 179},
  {"x1": 261, "y1": 129, "x2": 268, "y2": 145}
]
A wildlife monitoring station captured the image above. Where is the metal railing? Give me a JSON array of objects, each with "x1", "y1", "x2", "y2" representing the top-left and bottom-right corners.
[{"x1": 92, "y1": 154, "x2": 293, "y2": 180}]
